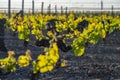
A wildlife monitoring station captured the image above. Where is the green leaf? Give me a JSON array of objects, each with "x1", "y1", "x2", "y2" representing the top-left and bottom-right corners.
[
  {"x1": 101, "y1": 29, "x2": 106, "y2": 38},
  {"x1": 73, "y1": 46, "x2": 85, "y2": 56}
]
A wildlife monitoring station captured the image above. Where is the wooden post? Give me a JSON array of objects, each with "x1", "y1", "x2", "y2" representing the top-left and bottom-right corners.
[
  {"x1": 101, "y1": 0, "x2": 103, "y2": 20},
  {"x1": 65, "y1": 7, "x2": 68, "y2": 16},
  {"x1": 12, "y1": 10, "x2": 15, "y2": 14},
  {"x1": 8, "y1": 0, "x2": 11, "y2": 19},
  {"x1": 61, "y1": 6, "x2": 63, "y2": 15},
  {"x1": 4, "y1": 10, "x2": 7, "y2": 14},
  {"x1": 28, "y1": 8, "x2": 30, "y2": 14},
  {"x1": 55, "y1": 5, "x2": 57, "y2": 15},
  {"x1": 101, "y1": 0, "x2": 103, "y2": 10},
  {"x1": 101, "y1": 0, "x2": 103, "y2": 14},
  {"x1": 111, "y1": 5, "x2": 114, "y2": 17},
  {"x1": 32, "y1": 0, "x2": 34, "y2": 15},
  {"x1": 48, "y1": 4, "x2": 51, "y2": 15},
  {"x1": 22, "y1": 0, "x2": 24, "y2": 17},
  {"x1": 41, "y1": 2, "x2": 44, "y2": 14}
]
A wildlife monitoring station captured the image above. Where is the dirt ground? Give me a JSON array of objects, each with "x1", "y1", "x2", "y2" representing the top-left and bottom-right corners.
[{"x1": 0, "y1": 30, "x2": 120, "y2": 80}]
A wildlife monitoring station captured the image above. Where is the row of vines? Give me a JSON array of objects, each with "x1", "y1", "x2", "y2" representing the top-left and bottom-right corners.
[{"x1": 0, "y1": 13, "x2": 120, "y2": 76}]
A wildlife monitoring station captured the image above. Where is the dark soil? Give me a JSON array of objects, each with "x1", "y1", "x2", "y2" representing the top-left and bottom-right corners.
[{"x1": 0, "y1": 29, "x2": 120, "y2": 80}]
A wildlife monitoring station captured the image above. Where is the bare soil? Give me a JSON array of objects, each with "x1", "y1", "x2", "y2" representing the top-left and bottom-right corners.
[{"x1": 0, "y1": 29, "x2": 120, "y2": 80}]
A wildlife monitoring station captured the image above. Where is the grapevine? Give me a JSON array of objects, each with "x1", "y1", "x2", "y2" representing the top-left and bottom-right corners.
[{"x1": 0, "y1": 12, "x2": 119, "y2": 76}]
